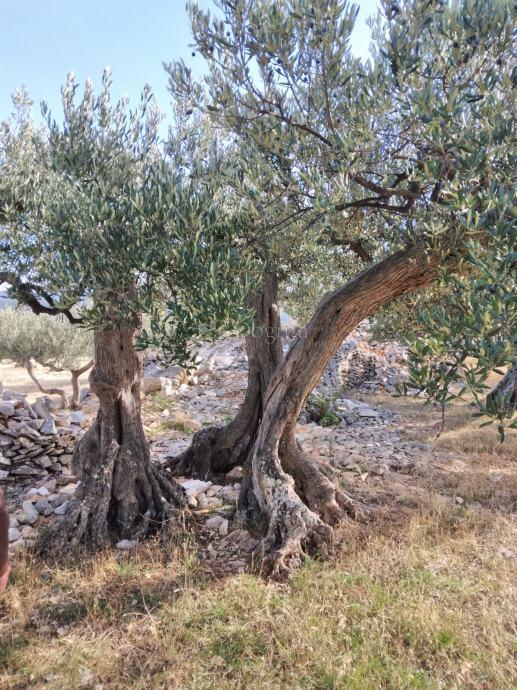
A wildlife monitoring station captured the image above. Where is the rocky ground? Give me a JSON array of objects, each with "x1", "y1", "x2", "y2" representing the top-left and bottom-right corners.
[{"x1": 1, "y1": 323, "x2": 455, "y2": 573}]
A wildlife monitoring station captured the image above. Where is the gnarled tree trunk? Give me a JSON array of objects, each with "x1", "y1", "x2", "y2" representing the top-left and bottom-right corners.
[
  {"x1": 486, "y1": 366, "x2": 517, "y2": 413},
  {"x1": 242, "y1": 247, "x2": 440, "y2": 577},
  {"x1": 169, "y1": 273, "x2": 283, "y2": 481},
  {"x1": 167, "y1": 248, "x2": 440, "y2": 577},
  {"x1": 38, "y1": 324, "x2": 183, "y2": 553}
]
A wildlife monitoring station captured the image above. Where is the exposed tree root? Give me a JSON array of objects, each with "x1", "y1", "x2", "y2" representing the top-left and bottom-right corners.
[
  {"x1": 241, "y1": 434, "x2": 368, "y2": 580},
  {"x1": 37, "y1": 425, "x2": 184, "y2": 554},
  {"x1": 170, "y1": 416, "x2": 256, "y2": 479}
]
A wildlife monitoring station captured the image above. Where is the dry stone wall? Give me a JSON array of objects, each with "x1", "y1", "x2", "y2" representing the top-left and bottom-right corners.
[{"x1": 0, "y1": 395, "x2": 84, "y2": 486}]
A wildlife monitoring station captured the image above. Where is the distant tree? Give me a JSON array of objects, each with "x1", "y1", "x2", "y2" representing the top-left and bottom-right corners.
[
  {"x1": 0, "y1": 71, "x2": 256, "y2": 551},
  {"x1": 0, "y1": 309, "x2": 93, "y2": 409},
  {"x1": 166, "y1": 0, "x2": 515, "y2": 576}
]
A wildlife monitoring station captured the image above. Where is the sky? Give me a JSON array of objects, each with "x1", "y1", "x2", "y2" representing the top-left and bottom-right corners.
[{"x1": 0, "y1": 0, "x2": 379, "y2": 127}]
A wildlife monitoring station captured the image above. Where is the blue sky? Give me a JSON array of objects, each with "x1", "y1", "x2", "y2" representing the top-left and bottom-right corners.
[{"x1": 1, "y1": 0, "x2": 379, "y2": 127}]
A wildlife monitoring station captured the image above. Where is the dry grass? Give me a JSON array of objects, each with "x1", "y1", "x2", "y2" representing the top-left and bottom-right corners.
[
  {"x1": 1, "y1": 396, "x2": 516, "y2": 690},
  {"x1": 0, "y1": 360, "x2": 91, "y2": 404}
]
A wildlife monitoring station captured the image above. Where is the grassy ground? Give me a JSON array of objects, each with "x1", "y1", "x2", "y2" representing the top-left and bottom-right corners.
[{"x1": 1, "y1": 396, "x2": 516, "y2": 690}]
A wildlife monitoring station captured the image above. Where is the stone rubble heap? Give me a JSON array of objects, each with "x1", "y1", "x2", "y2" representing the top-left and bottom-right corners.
[
  {"x1": 141, "y1": 338, "x2": 245, "y2": 398},
  {"x1": 1, "y1": 392, "x2": 86, "y2": 554},
  {"x1": 0, "y1": 394, "x2": 85, "y2": 486},
  {"x1": 318, "y1": 323, "x2": 409, "y2": 395}
]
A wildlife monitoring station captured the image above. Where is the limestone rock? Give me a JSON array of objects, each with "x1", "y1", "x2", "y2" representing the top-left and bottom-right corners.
[
  {"x1": 116, "y1": 539, "x2": 138, "y2": 551},
  {"x1": 40, "y1": 418, "x2": 57, "y2": 435},
  {"x1": 32, "y1": 396, "x2": 56, "y2": 420},
  {"x1": 205, "y1": 515, "x2": 226, "y2": 531},
  {"x1": 8, "y1": 527, "x2": 21, "y2": 542},
  {"x1": 54, "y1": 500, "x2": 72, "y2": 515},
  {"x1": 21, "y1": 501, "x2": 39, "y2": 524},
  {"x1": 69, "y1": 411, "x2": 88, "y2": 427},
  {"x1": 0, "y1": 403, "x2": 15, "y2": 417},
  {"x1": 58, "y1": 482, "x2": 78, "y2": 495},
  {"x1": 142, "y1": 377, "x2": 162, "y2": 394},
  {"x1": 226, "y1": 466, "x2": 243, "y2": 480},
  {"x1": 181, "y1": 479, "x2": 212, "y2": 496}
]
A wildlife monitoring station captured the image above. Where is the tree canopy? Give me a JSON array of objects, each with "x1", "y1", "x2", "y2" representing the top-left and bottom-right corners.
[
  {"x1": 0, "y1": 70, "x2": 257, "y2": 363},
  {"x1": 0, "y1": 0, "x2": 514, "y2": 566},
  {"x1": 167, "y1": 0, "x2": 515, "y2": 432}
]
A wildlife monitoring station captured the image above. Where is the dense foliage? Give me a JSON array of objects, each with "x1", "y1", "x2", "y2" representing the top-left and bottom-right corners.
[
  {"x1": 167, "y1": 0, "x2": 515, "y2": 431},
  {"x1": 0, "y1": 308, "x2": 92, "y2": 371},
  {"x1": 0, "y1": 71, "x2": 257, "y2": 364}
]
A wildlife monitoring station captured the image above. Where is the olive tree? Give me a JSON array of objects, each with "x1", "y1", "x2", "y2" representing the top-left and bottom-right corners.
[
  {"x1": 166, "y1": 0, "x2": 515, "y2": 576},
  {"x1": 0, "y1": 308, "x2": 93, "y2": 408},
  {"x1": 0, "y1": 71, "x2": 256, "y2": 550},
  {"x1": 160, "y1": 104, "x2": 364, "y2": 481}
]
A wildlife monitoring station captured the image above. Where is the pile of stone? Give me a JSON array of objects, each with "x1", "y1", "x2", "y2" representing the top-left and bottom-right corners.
[
  {"x1": 0, "y1": 393, "x2": 86, "y2": 554},
  {"x1": 0, "y1": 394, "x2": 85, "y2": 486},
  {"x1": 301, "y1": 395, "x2": 397, "y2": 429},
  {"x1": 142, "y1": 351, "x2": 218, "y2": 397},
  {"x1": 8, "y1": 480, "x2": 79, "y2": 553},
  {"x1": 179, "y1": 475, "x2": 240, "y2": 512},
  {"x1": 318, "y1": 324, "x2": 409, "y2": 395}
]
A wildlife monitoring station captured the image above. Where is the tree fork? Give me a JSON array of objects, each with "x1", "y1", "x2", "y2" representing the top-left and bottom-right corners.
[
  {"x1": 70, "y1": 359, "x2": 94, "y2": 409},
  {"x1": 247, "y1": 246, "x2": 440, "y2": 577},
  {"x1": 169, "y1": 272, "x2": 283, "y2": 479}
]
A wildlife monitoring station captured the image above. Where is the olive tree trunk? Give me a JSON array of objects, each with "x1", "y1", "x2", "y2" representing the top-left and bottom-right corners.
[
  {"x1": 170, "y1": 273, "x2": 282, "y2": 482},
  {"x1": 243, "y1": 247, "x2": 440, "y2": 577},
  {"x1": 70, "y1": 359, "x2": 94, "y2": 409},
  {"x1": 486, "y1": 366, "x2": 517, "y2": 413},
  {"x1": 38, "y1": 325, "x2": 183, "y2": 553},
  {"x1": 168, "y1": 248, "x2": 440, "y2": 577}
]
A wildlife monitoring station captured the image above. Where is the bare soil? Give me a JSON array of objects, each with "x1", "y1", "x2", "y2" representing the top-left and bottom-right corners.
[{"x1": 0, "y1": 360, "x2": 91, "y2": 404}]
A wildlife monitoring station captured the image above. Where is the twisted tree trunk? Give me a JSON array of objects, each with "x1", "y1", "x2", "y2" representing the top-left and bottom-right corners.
[
  {"x1": 243, "y1": 247, "x2": 440, "y2": 577},
  {"x1": 25, "y1": 360, "x2": 68, "y2": 409},
  {"x1": 70, "y1": 359, "x2": 94, "y2": 409},
  {"x1": 168, "y1": 248, "x2": 440, "y2": 577},
  {"x1": 38, "y1": 324, "x2": 183, "y2": 553},
  {"x1": 169, "y1": 273, "x2": 283, "y2": 480}
]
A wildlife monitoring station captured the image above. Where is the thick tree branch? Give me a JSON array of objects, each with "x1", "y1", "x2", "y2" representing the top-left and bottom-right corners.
[
  {"x1": 321, "y1": 233, "x2": 374, "y2": 263},
  {"x1": 352, "y1": 174, "x2": 421, "y2": 201},
  {"x1": 0, "y1": 272, "x2": 83, "y2": 324}
]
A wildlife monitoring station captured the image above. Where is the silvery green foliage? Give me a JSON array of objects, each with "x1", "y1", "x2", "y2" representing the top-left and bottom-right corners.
[
  {"x1": 167, "y1": 0, "x2": 515, "y2": 431},
  {"x1": 0, "y1": 308, "x2": 93, "y2": 371},
  {"x1": 401, "y1": 236, "x2": 516, "y2": 438},
  {"x1": 0, "y1": 69, "x2": 257, "y2": 363}
]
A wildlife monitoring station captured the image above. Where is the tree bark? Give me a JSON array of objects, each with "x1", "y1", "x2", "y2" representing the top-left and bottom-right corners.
[
  {"x1": 169, "y1": 273, "x2": 283, "y2": 482},
  {"x1": 38, "y1": 325, "x2": 183, "y2": 553},
  {"x1": 70, "y1": 359, "x2": 94, "y2": 409},
  {"x1": 25, "y1": 360, "x2": 69, "y2": 409},
  {"x1": 166, "y1": 248, "x2": 440, "y2": 577},
  {"x1": 244, "y1": 247, "x2": 440, "y2": 577}
]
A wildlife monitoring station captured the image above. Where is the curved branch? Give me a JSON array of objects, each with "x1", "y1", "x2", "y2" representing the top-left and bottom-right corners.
[
  {"x1": 26, "y1": 360, "x2": 69, "y2": 409},
  {"x1": 0, "y1": 272, "x2": 82, "y2": 324},
  {"x1": 71, "y1": 359, "x2": 94, "y2": 409}
]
